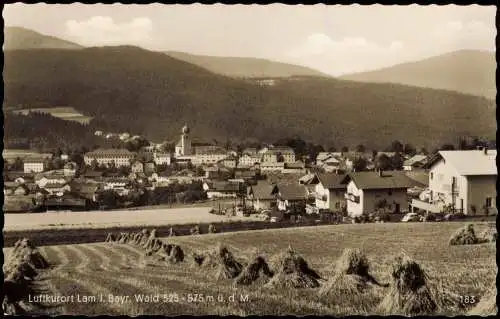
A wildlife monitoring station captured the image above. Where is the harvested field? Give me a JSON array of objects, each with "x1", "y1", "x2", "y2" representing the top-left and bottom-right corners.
[
  {"x1": 3, "y1": 222, "x2": 495, "y2": 316},
  {"x1": 4, "y1": 207, "x2": 261, "y2": 231}
]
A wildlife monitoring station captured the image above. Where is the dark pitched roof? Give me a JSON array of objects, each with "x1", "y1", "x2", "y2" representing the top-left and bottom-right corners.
[
  {"x1": 316, "y1": 173, "x2": 347, "y2": 189},
  {"x1": 249, "y1": 181, "x2": 279, "y2": 200},
  {"x1": 342, "y1": 171, "x2": 416, "y2": 190},
  {"x1": 404, "y1": 171, "x2": 429, "y2": 187},
  {"x1": 278, "y1": 183, "x2": 306, "y2": 200},
  {"x1": 210, "y1": 181, "x2": 241, "y2": 192}
]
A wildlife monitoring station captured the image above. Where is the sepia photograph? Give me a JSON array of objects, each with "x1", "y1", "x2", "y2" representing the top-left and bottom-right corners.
[{"x1": 2, "y1": 3, "x2": 497, "y2": 316}]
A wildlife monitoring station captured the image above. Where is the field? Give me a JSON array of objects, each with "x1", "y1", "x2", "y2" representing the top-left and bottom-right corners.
[
  {"x1": 4, "y1": 207, "x2": 260, "y2": 231},
  {"x1": 5, "y1": 221, "x2": 496, "y2": 316},
  {"x1": 11, "y1": 107, "x2": 93, "y2": 124}
]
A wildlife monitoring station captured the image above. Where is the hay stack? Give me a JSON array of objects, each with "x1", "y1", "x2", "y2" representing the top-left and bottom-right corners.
[
  {"x1": 139, "y1": 229, "x2": 151, "y2": 246},
  {"x1": 468, "y1": 287, "x2": 497, "y2": 315},
  {"x1": 190, "y1": 225, "x2": 201, "y2": 235},
  {"x1": 145, "y1": 239, "x2": 164, "y2": 255},
  {"x1": 143, "y1": 229, "x2": 158, "y2": 248},
  {"x1": 197, "y1": 245, "x2": 243, "y2": 280},
  {"x1": 168, "y1": 227, "x2": 176, "y2": 237},
  {"x1": 105, "y1": 233, "x2": 116, "y2": 243},
  {"x1": 235, "y1": 256, "x2": 274, "y2": 285},
  {"x1": 479, "y1": 228, "x2": 497, "y2": 243},
  {"x1": 449, "y1": 224, "x2": 483, "y2": 245},
  {"x1": 191, "y1": 252, "x2": 206, "y2": 267},
  {"x1": 320, "y1": 248, "x2": 388, "y2": 297},
  {"x1": 167, "y1": 245, "x2": 185, "y2": 264},
  {"x1": 208, "y1": 224, "x2": 217, "y2": 234},
  {"x1": 266, "y1": 247, "x2": 321, "y2": 289},
  {"x1": 377, "y1": 253, "x2": 463, "y2": 316}
]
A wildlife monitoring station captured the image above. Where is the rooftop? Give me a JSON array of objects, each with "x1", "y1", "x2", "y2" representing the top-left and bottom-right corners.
[
  {"x1": 316, "y1": 173, "x2": 347, "y2": 189},
  {"x1": 342, "y1": 171, "x2": 417, "y2": 190}
]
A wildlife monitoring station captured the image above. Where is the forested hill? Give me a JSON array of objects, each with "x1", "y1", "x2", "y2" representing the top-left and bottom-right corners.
[
  {"x1": 165, "y1": 51, "x2": 330, "y2": 78},
  {"x1": 339, "y1": 50, "x2": 496, "y2": 100},
  {"x1": 4, "y1": 26, "x2": 83, "y2": 50},
  {"x1": 4, "y1": 46, "x2": 496, "y2": 150}
]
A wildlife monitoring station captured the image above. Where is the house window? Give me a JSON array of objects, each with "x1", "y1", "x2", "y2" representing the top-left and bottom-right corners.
[
  {"x1": 486, "y1": 197, "x2": 492, "y2": 208},
  {"x1": 388, "y1": 191, "x2": 392, "y2": 196},
  {"x1": 335, "y1": 202, "x2": 340, "y2": 209},
  {"x1": 430, "y1": 173, "x2": 433, "y2": 180}
]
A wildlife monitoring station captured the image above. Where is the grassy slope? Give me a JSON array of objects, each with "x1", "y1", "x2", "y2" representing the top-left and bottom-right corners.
[
  {"x1": 4, "y1": 26, "x2": 83, "y2": 50},
  {"x1": 165, "y1": 51, "x2": 330, "y2": 78},
  {"x1": 9, "y1": 222, "x2": 495, "y2": 316},
  {"x1": 339, "y1": 50, "x2": 496, "y2": 100},
  {"x1": 4, "y1": 47, "x2": 495, "y2": 149}
]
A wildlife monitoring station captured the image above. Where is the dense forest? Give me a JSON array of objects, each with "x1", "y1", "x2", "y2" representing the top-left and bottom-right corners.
[{"x1": 4, "y1": 46, "x2": 496, "y2": 150}]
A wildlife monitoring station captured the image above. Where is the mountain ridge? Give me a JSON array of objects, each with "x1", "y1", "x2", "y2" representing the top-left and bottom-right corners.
[
  {"x1": 339, "y1": 50, "x2": 496, "y2": 100},
  {"x1": 4, "y1": 45, "x2": 495, "y2": 150},
  {"x1": 4, "y1": 26, "x2": 84, "y2": 50}
]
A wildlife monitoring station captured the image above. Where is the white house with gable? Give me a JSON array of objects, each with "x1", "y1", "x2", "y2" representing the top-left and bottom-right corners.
[{"x1": 411, "y1": 148, "x2": 497, "y2": 215}]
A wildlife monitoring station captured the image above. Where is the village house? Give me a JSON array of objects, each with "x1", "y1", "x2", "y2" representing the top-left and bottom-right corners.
[
  {"x1": 149, "y1": 172, "x2": 171, "y2": 185},
  {"x1": 63, "y1": 162, "x2": 77, "y2": 177},
  {"x1": 43, "y1": 182, "x2": 72, "y2": 196},
  {"x1": 35, "y1": 174, "x2": 68, "y2": 188},
  {"x1": 238, "y1": 154, "x2": 262, "y2": 169},
  {"x1": 23, "y1": 158, "x2": 45, "y2": 173},
  {"x1": 144, "y1": 161, "x2": 156, "y2": 175},
  {"x1": 260, "y1": 162, "x2": 285, "y2": 172},
  {"x1": 218, "y1": 155, "x2": 238, "y2": 169},
  {"x1": 84, "y1": 148, "x2": 135, "y2": 167},
  {"x1": 342, "y1": 170, "x2": 416, "y2": 217},
  {"x1": 247, "y1": 180, "x2": 279, "y2": 211},
  {"x1": 403, "y1": 154, "x2": 429, "y2": 171},
  {"x1": 153, "y1": 152, "x2": 171, "y2": 166},
  {"x1": 203, "y1": 181, "x2": 242, "y2": 199},
  {"x1": 102, "y1": 178, "x2": 131, "y2": 192},
  {"x1": 131, "y1": 160, "x2": 144, "y2": 174},
  {"x1": 69, "y1": 181, "x2": 103, "y2": 202},
  {"x1": 316, "y1": 152, "x2": 344, "y2": 173},
  {"x1": 276, "y1": 183, "x2": 307, "y2": 212},
  {"x1": 261, "y1": 146, "x2": 296, "y2": 163},
  {"x1": 282, "y1": 161, "x2": 307, "y2": 174},
  {"x1": 410, "y1": 149, "x2": 497, "y2": 215},
  {"x1": 313, "y1": 173, "x2": 347, "y2": 211}
]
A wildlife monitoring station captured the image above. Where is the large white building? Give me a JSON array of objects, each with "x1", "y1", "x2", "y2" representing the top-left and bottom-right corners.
[
  {"x1": 84, "y1": 148, "x2": 135, "y2": 167},
  {"x1": 411, "y1": 149, "x2": 497, "y2": 215},
  {"x1": 23, "y1": 159, "x2": 45, "y2": 173}
]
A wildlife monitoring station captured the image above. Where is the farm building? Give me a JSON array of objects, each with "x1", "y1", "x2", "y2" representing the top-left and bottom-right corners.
[
  {"x1": 411, "y1": 149, "x2": 497, "y2": 215},
  {"x1": 403, "y1": 154, "x2": 429, "y2": 171},
  {"x1": 313, "y1": 173, "x2": 347, "y2": 211},
  {"x1": 341, "y1": 170, "x2": 416, "y2": 217},
  {"x1": 247, "y1": 180, "x2": 279, "y2": 211},
  {"x1": 203, "y1": 181, "x2": 242, "y2": 199},
  {"x1": 276, "y1": 183, "x2": 307, "y2": 212}
]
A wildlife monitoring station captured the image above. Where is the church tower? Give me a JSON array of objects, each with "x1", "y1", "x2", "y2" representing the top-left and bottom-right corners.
[{"x1": 175, "y1": 124, "x2": 192, "y2": 156}]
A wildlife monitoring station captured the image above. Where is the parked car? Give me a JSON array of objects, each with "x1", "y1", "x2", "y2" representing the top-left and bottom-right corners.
[{"x1": 401, "y1": 212, "x2": 420, "y2": 222}]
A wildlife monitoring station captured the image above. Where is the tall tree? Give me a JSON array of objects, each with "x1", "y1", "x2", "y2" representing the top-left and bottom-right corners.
[{"x1": 355, "y1": 144, "x2": 365, "y2": 153}]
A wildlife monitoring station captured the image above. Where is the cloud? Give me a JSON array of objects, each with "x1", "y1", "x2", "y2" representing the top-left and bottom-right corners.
[
  {"x1": 431, "y1": 20, "x2": 495, "y2": 51},
  {"x1": 65, "y1": 16, "x2": 153, "y2": 46},
  {"x1": 285, "y1": 33, "x2": 405, "y2": 75}
]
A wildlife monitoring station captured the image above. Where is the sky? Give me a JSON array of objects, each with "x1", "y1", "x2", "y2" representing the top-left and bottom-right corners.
[{"x1": 3, "y1": 3, "x2": 496, "y2": 76}]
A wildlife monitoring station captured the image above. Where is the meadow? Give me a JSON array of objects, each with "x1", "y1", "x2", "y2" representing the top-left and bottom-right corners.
[
  {"x1": 12, "y1": 107, "x2": 93, "y2": 124},
  {"x1": 6, "y1": 221, "x2": 496, "y2": 316}
]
